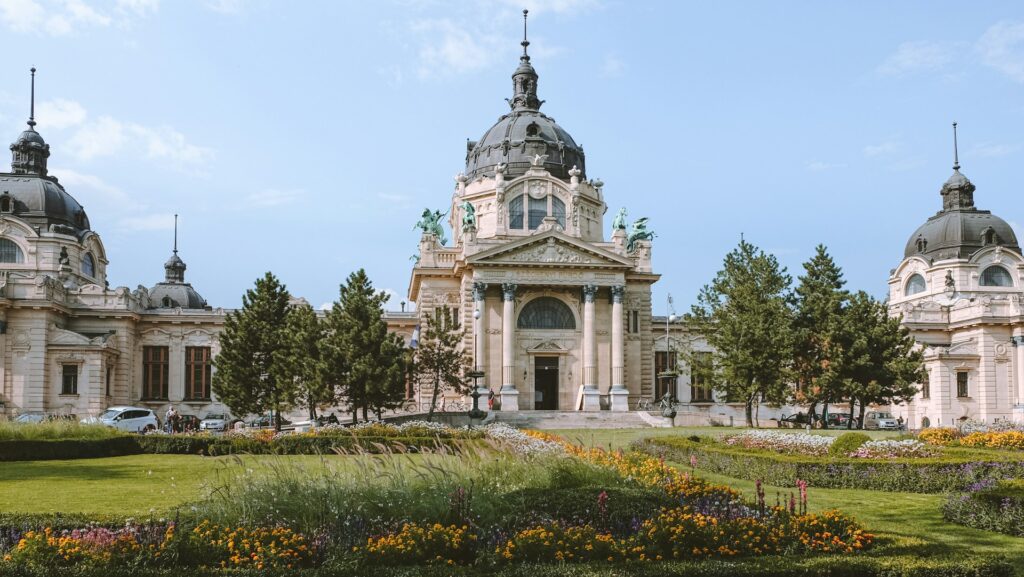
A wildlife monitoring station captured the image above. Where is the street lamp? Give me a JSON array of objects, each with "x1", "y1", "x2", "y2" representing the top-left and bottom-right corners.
[
  {"x1": 467, "y1": 369, "x2": 486, "y2": 424},
  {"x1": 659, "y1": 294, "x2": 679, "y2": 420}
]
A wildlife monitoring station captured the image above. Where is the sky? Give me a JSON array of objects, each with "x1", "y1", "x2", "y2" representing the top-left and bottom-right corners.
[{"x1": 2, "y1": 1, "x2": 1024, "y2": 315}]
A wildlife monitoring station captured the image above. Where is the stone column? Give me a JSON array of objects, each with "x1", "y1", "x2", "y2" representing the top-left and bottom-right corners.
[
  {"x1": 472, "y1": 282, "x2": 488, "y2": 395},
  {"x1": 500, "y1": 283, "x2": 519, "y2": 411},
  {"x1": 609, "y1": 285, "x2": 629, "y2": 411},
  {"x1": 581, "y1": 284, "x2": 601, "y2": 411}
]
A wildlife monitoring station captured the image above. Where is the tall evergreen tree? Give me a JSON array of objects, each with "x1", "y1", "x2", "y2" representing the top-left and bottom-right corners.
[
  {"x1": 322, "y1": 269, "x2": 404, "y2": 423},
  {"x1": 368, "y1": 333, "x2": 410, "y2": 420},
  {"x1": 838, "y1": 291, "x2": 925, "y2": 427},
  {"x1": 792, "y1": 245, "x2": 849, "y2": 428},
  {"x1": 212, "y1": 272, "x2": 294, "y2": 430},
  {"x1": 689, "y1": 239, "x2": 794, "y2": 427},
  {"x1": 274, "y1": 303, "x2": 331, "y2": 420},
  {"x1": 412, "y1": 306, "x2": 471, "y2": 422}
]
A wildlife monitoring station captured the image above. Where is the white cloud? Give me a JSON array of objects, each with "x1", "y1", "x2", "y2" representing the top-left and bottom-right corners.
[
  {"x1": 0, "y1": 0, "x2": 153, "y2": 35},
  {"x1": 412, "y1": 18, "x2": 497, "y2": 78},
  {"x1": 116, "y1": 0, "x2": 157, "y2": 16},
  {"x1": 119, "y1": 213, "x2": 175, "y2": 232},
  {"x1": 205, "y1": 0, "x2": 243, "y2": 14},
  {"x1": 501, "y1": 0, "x2": 602, "y2": 16},
  {"x1": 245, "y1": 188, "x2": 304, "y2": 208},
  {"x1": 0, "y1": 0, "x2": 46, "y2": 33},
  {"x1": 805, "y1": 161, "x2": 845, "y2": 172},
  {"x1": 600, "y1": 54, "x2": 625, "y2": 78},
  {"x1": 877, "y1": 41, "x2": 952, "y2": 76},
  {"x1": 67, "y1": 116, "x2": 127, "y2": 160},
  {"x1": 36, "y1": 98, "x2": 87, "y2": 129},
  {"x1": 970, "y1": 142, "x2": 1017, "y2": 158},
  {"x1": 977, "y1": 21, "x2": 1024, "y2": 83},
  {"x1": 48, "y1": 167, "x2": 143, "y2": 209},
  {"x1": 134, "y1": 124, "x2": 213, "y2": 164},
  {"x1": 63, "y1": 113, "x2": 213, "y2": 167},
  {"x1": 319, "y1": 302, "x2": 334, "y2": 311},
  {"x1": 863, "y1": 140, "x2": 901, "y2": 157}
]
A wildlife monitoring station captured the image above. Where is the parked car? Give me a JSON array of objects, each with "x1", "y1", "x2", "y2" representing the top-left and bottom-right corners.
[
  {"x1": 83, "y1": 406, "x2": 159, "y2": 433},
  {"x1": 777, "y1": 412, "x2": 815, "y2": 428},
  {"x1": 200, "y1": 412, "x2": 238, "y2": 432},
  {"x1": 863, "y1": 411, "x2": 899, "y2": 430},
  {"x1": 244, "y1": 413, "x2": 291, "y2": 429},
  {"x1": 825, "y1": 413, "x2": 859, "y2": 429},
  {"x1": 14, "y1": 412, "x2": 76, "y2": 424}
]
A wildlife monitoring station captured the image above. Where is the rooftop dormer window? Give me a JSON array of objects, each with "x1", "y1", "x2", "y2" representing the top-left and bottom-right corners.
[
  {"x1": 508, "y1": 192, "x2": 566, "y2": 231},
  {"x1": 0, "y1": 238, "x2": 24, "y2": 264},
  {"x1": 82, "y1": 252, "x2": 95, "y2": 278},
  {"x1": 980, "y1": 265, "x2": 1013, "y2": 287}
]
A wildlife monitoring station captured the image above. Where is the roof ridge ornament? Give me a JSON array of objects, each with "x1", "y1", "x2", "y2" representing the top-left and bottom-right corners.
[
  {"x1": 28, "y1": 67, "x2": 37, "y2": 130},
  {"x1": 952, "y1": 121, "x2": 960, "y2": 171},
  {"x1": 509, "y1": 9, "x2": 542, "y2": 111},
  {"x1": 521, "y1": 9, "x2": 530, "y2": 61}
]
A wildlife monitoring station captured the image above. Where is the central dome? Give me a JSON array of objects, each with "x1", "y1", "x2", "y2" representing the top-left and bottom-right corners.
[{"x1": 464, "y1": 13, "x2": 585, "y2": 182}]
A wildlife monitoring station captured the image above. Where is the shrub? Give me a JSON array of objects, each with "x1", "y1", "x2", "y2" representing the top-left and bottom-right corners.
[
  {"x1": 494, "y1": 487, "x2": 675, "y2": 534},
  {"x1": 959, "y1": 431, "x2": 1024, "y2": 450},
  {"x1": 943, "y1": 479, "x2": 1024, "y2": 537},
  {"x1": 828, "y1": 433, "x2": 870, "y2": 457},
  {"x1": 0, "y1": 437, "x2": 142, "y2": 461},
  {"x1": 356, "y1": 523, "x2": 477, "y2": 566},
  {"x1": 496, "y1": 524, "x2": 620, "y2": 564},
  {"x1": 639, "y1": 437, "x2": 1024, "y2": 493},
  {"x1": 0, "y1": 421, "x2": 126, "y2": 442}
]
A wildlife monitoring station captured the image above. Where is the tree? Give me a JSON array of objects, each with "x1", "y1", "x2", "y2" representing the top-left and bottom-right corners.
[
  {"x1": 212, "y1": 272, "x2": 294, "y2": 430},
  {"x1": 367, "y1": 333, "x2": 410, "y2": 420},
  {"x1": 274, "y1": 303, "x2": 331, "y2": 421},
  {"x1": 689, "y1": 239, "x2": 794, "y2": 427},
  {"x1": 792, "y1": 245, "x2": 849, "y2": 428},
  {"x1": 412, "y1": 306, "x2": 471, "y2": 422},
  {"x1": 322, "y1": 269, "x2": 406, "y2": 423},
  {"x1": 838, "y1": 291, "x2": 925, "y2": 428}
]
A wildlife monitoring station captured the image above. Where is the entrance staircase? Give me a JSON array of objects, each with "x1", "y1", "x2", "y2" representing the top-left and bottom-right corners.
[{"x1": 488, "y1": 410, "x2": 671, "y2": 429}]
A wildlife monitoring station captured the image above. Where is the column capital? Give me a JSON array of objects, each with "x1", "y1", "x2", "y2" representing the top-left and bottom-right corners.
[
  {"x1": 501, "y1": 283, "x2": 517, "y2": 301},
  {"x1": 610, "y1": 285, "x2": 626, "y2": 303},
  {"x1": 1013, "y1": 336, "x2": 1024, "y2": 346},
  {"x1": 472, "y1": 281, "x2": 487, "y2": 302},
  {"x1": 582, "y1": 284, "x2": 599, "y2": 303}
]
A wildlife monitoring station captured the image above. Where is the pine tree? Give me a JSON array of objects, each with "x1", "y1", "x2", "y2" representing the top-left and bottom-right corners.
[
  {"x1": 412, "y1": 306, "x2": 471, "y2": 422},
  {"x1": 211, "y1": 272, "x2": 294, "y2": 430},
  {"x1": 367, "y1": 333, "x2": 410, "y2": 420},
  {"x1": 322, "y1": 269, "x2": 404, "y2": 423},
  {"x1": 792, "y1": 245, "x2": 849, "y2": 428},
  {"x1": 838, "y1": 291, "x2": 924, "y2": 428},
  {"x1": 689, "y1": 239, "x2": 794, "y2": 427},
  {"x1": 274, "y1": 303, "x2": 331, "y2": 420}
]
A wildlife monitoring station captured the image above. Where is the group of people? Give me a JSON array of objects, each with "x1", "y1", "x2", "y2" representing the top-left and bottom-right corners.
[{"x1": 162, "y1": 406, "x2": 196, "y2": 434}]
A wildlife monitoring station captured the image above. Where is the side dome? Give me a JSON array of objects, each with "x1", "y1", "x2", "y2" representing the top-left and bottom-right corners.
[
  {"x1": 904, "y1": 161, "x2": 1020, "y2": 260},
  {"x1": 148, "y1": 224, "x2": 209, "y2": 310},
  {"x1": 463, "y1": 11, "x2": 585, "y2": 183}
]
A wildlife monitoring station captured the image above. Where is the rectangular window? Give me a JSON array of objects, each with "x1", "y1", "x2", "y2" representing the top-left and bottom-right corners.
[
  {"x1": 143, "y1": 346, "x2": 169, "y2": 400},
  {"x1": 630, "y1": 311, "x2": 639, "y2": 333},
  {"x1": 61, "y1": 364, "x2": 78, "y2": 395},
  {"x1": 509, "y1": 196, "x2": 524, "y2": 229},
  {"x1": 185, "y1": 347, "x2": 212, "y2": 400},
  {"x1": 690, "y1": 351, "x2": 713, "y2": 402},
  {"x1": 654, "y1": 350, "x2": 677, "y2": 400},
  {"x1": 528, "y1": 196, "x2": 547, "y2": 230},
  {"x1": 921, "y1": 373, "x2": 930, "y2": 399},
  {"x1": 956, "y1": 372, "x2": 969, "y2": 398},
  {"x1": 105, "y1": 366, "x2": 112, "y2": 397}
]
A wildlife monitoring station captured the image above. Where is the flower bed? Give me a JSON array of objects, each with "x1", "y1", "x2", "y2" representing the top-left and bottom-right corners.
[
  {"x1": 943, "y1": 479, "x2": 1024, "y2": 537},
  {"x1": 725, "y1": 430, "x2": 833, "y2": 456},
  {"x1": 848, "y1": 440, "x2": 936, "y2": 459},
  {"x1": 918, "y1": 426, "x2": 1024, "y2": 451},
  {"x1": 638, "y1": 436, "x2": 1024, "y2": 493}
]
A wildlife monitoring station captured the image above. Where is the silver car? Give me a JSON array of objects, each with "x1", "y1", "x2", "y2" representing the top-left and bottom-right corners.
[
  {"x1": 199, "y1": 412, "x2": 233, "y2": 432},
  {"x1": 864, "y1": 411, "x2": 899, "y2": 430},
  {"x1": 83, "y1": 406, "x2": 159, "y2": 433}
]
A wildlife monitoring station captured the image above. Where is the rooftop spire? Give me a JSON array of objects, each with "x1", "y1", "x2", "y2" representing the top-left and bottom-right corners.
[
  {"x1": 28, "y1": 67, "x2": 36, "y2": 130},
  {"x1": 952, "y1": 121, "x2": 960, "y2": 171},
  {"x1": 164, "y1": 214, "x2": 186, "y2": 283},
  {"x1": 521, "y1": 9, "x2": 530, "y2": 60},
  {"x1": 173, "y1": 213, "x2": 178, "y2": 255}
]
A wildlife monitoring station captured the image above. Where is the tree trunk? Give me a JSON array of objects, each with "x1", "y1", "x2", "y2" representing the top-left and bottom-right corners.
[
  {"x1": 821, "y1": 400, "x2": 830, "y2": 430},
  {"x1": 362, "y1": 404, "x2": 368, "y2": 422},
  {"x1": 744, "y1": 398, "x2": 754, "y2": 428},
  {"x1": 807, "y1": 401, "x2": 818, "y2": 429},
  {"x1": 858, "y1": 400, "x2": 867, "y2": 430},
  {"x1": 427, "y1": 371, "x2": 441, "y2": 422},
  {"x1": 847, "y1": 400, "x2": 856, "y2": 430},
  {"x1": 272, "y1": 389, "x2": 281, "y2": 432}
]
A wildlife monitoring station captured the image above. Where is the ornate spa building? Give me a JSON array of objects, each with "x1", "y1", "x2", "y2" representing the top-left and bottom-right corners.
[
  {"x1": 406, "y1": 21, "x2": 660, "y2": 412},
  {"x1": 889, "y1": 126, "x2": 1024, "y2": 427}
]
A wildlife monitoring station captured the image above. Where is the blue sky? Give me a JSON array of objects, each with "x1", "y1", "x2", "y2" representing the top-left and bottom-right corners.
[{"x1": 2, "y1": 1, "x2": 1024, "y2": 314}]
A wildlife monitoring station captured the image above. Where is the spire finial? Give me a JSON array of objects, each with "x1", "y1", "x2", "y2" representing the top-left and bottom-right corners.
[
  {"x1": 952, "y1": 121, "x2": 960, "y2": 171},
  {"x1": 28, "y1": 67, "x2": 36, "y2": 129},
  {"x1": 173, "y1": 213, "x2": 178, "y2": 255},
  {"x1": 521, "y1": 9, "x2": 530, "y2": 60}
]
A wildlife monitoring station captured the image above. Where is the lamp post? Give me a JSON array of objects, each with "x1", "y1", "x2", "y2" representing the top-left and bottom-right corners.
[
  {"x1": 467, "y1": 369, "x2": 486, "y2": 424},
  {"x1": 659, "y1": 294, "x2": 679, "y2": 421}
]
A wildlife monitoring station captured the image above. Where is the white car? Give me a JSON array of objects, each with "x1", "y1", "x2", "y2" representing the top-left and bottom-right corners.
[
  {"x1": 199, "y1": 412, "x2": 234, "y2": 432},
  {"x1": 84, "y1": 406, "x2": 159, "y2": 433},
  {"x1": 863, "y1": 411, "x2": 900, "y2": 430}
]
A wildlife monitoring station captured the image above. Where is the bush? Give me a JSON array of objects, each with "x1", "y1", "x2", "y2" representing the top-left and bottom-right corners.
[
  {"x1": 0, "y1": 421, "x2": 126, "y2": 442},
  {"x1": 494, "y1": 487, "x2": 675, "y2": 534},
  {"x1": 0, "y1": 437, "x2": 142, "y2": 461},
  {"x1": 943, "y1": 479, "x2": 1024, "y2": 537},
  {"x1": 639, "y1": 437, "x2": 1024, "y2": 493},
  {"x1": 829, "y1": 433, "x2": 870, "y2": 457},
  {"x1": 918, "y1": 427, "x2": 960, "y2": 446},
  {"x1": 959, "y1": 431, "x2": 1024, "y2": 450}
]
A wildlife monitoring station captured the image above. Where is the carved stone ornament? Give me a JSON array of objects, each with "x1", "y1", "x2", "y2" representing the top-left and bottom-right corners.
[
  {"x1": 610, "y1": 285, "x2": 626, "y2": 303},
  {"x1": 504, "y1": 238, "x2": 596, "y2": 264},
  {"x1": 501, "y1": 283, "x2": 517, "y2": 301},
  {"x1": 528, "y1": 180, "x2": 547, "y2": 199},
  {"x1": 582, "y1": 284, "x2": 599, "y2": 303},
  {"x1": 472, "y1": 282, "x2": 487, "y2": 302}
]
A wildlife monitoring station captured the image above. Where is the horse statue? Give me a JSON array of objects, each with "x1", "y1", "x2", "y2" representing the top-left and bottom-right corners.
[
  {"x1": 611, "y1": 207, "x2": 628, "y2": 231},
  {"x1": 626, "y1": 217, "x2": 655, "y2": 253},
  {"x1": 460, "y1": 201, "x2": 477, "y2": 232},
  {"x1": 413, "y1": 208, "x2": 448, "y2": 246}
]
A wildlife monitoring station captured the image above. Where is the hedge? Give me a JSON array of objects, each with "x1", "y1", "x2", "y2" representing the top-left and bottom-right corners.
[
  {"x1": 943, "y1": 480, "x2": 1024, "y2": 537},
  {"x1": 0, "y1": 556, "x2": 1013, "y2": 577},
  {"x1": 638, "y1": 437, "x2": 1024, "y2": 493},
  {"x1": 0, "y1": 434, "x2": 479, "y2": 461}
]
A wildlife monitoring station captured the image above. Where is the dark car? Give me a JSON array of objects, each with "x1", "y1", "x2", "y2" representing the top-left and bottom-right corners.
[
  {"x1": 777, "y1": 412, "x2": 816, "y2": 428},
  {"x1": 826, "y1": 413, "x2": 859, "y2": 429}
]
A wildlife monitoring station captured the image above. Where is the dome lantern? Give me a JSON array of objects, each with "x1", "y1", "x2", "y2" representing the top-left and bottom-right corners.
[{"x1": 10, "y1": 68, "x2": 50, "y2": 177}]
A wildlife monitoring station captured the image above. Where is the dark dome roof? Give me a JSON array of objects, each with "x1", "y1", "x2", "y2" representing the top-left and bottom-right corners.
[
  {"x1": 15, "y1": 129, "x2": 46, "y2": 146},
  {"x1": 0, "y1": 174, "x2": 91, "y2": 234},
  {"x1": 465, "y1": 110, "x2": 585, "y2": 181},
  {"x1": 904, "y1": 168, "x2": 1020, "y2": 260},
  {"x1": 148, "y1": 282, "x2": 209, "y2": 310}
]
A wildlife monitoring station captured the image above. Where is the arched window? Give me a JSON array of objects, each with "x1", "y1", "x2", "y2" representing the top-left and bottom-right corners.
[
  {"x1": 528, "y1": 196, "x2": 546, "y2": 229},
  {"x1": 82, "y1": 253, "x2": 95, "y2": 278},
  {"x1": 509, "y1": 195, "x2": 524, "y2": 229},
  {"x1": 0, "y1": 238, "x2": 24, "y2": 264},
  {"x1": 552, "y1": 196, "x2": 565, "y2": 229},
  {"x1": 980, "y1": 265, "x2": 1013, "y2": 287},
  {"x1": 517, "y1": 297, "x2": 576, "y2": 330},
  {"x1": 905, "y1": 274, "x2": 926, "y2": 296}
]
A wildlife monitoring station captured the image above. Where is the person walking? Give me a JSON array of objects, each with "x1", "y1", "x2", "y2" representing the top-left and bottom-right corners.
[{"x1": 164, "y1": 405, "x2": 177, "y2": 434}]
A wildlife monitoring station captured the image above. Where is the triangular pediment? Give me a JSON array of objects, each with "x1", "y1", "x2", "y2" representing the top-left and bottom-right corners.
[
  {"x1": 527, "y1": 340, "x2": 570, "y2": 354},
  {"x1": 468, "y1": 231, "x2": 633, "y2": 269}
]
